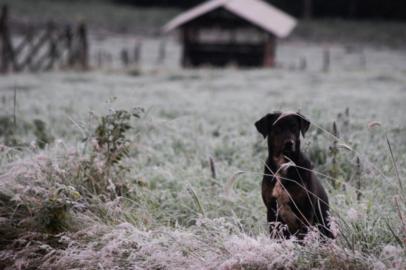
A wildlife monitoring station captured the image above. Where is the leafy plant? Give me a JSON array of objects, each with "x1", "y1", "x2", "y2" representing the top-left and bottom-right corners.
[
  {"x1": 0, "y1": 116, "x2": 53, "y2": 149},
  {"x1": 78, "y1": 107, "x2": 144, "y2": 198},
  {"x1": 0, "y1": 116, "x2": 18, "y2": 146},
  {"x1": 37, "y1": 194, "x2": 71, "y2": 233},
  {"x1": 94, "y1": 108, "x2": 143, "y2": 166},
  {"x1": 32, "y1": 119, "x2": 54, "y2": 149}
]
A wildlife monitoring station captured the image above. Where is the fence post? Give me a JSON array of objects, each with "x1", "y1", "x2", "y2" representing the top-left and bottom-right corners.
[
  {"x1": 322, "y1": 47, "x2": 330, "y2": 73},
  {"x1": 64, "y1": 24, "x2": 74, "y2": 68},
  {"x1": 120, "y1": 48, "x2": 129, "y2": 67},
  {"x1": 47, "y1": 21, "x2": 58, "y2": 71},
  {"x1": 0, "y1": 5, "x2": 15, "y2": 73},
  {"x1": 299, "y1": 56, "x2": 307, "y2": 71},
  {"x1": 157, "y1": 39, "x2": 166, "y2": 64},
  {"x1": 0, "y1": 5, "x2": 6, "y2": 73},
  {"x1": 134, "y1": 41, "x2": 141, "y2": 66},
  {"x1": 77, "y1": 22, "x2": 88, "y2": 70},
  {"x1": 25, "y1": 28, "x2": 34, "y2": 71},
  {"x1": 96, "y1": 49, "x2": 103, "y2": 68}
]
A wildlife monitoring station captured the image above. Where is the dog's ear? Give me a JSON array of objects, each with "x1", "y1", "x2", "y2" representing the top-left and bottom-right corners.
[
  {"x1": 255, "y1": 113, "x2": 281, "y2": 139},
  {"x1": 296, "y1": 112, "x2": 310, "y2": 137}
]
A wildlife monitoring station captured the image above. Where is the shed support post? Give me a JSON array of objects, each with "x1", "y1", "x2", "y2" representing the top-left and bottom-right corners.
[
  {"x1": 65, "y1": 25, "x2": 74, "y2": 68},
  {"x1": 181, "y1": 28, "x2": 190, "y2": 67},
  {"x1": 263, "y1": 35, "x2": 276, "y2": 68},
  {"x1": 78, "y1": 22, "x2": 89, "y2": 70}
]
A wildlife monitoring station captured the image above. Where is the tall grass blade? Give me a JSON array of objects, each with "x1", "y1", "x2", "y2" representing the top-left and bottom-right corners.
[
  {"x1": 187, "y1": 185, "x2": 205, "y2": 217},
  {"x1": 384, "y1": 218, "x2": 404, "y2": 248},
  {"x1": 386, "y1": 135, "x2": 403, "y2": 193}
]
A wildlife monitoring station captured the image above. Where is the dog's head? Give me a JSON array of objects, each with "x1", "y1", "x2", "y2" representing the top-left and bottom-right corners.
[{"x1": 255, "y1": 112, "x2": 310, "y2": 159}]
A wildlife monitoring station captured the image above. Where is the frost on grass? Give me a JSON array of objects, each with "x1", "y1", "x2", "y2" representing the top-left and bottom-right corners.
[
  {"x1": 40, "y1": 219, "x2": 391, "y2": 270},
  {"x1": 0, "y1": 127, "x2": 405, "y2": 269},
  {"x1": 1, "y1": 40, "x2": 406, "y2": 269}
]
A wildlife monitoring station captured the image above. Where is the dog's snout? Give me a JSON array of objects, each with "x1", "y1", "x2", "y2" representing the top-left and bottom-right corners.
[{"x1": 283, "y1": 140, "x2": 295, "y2": 152}]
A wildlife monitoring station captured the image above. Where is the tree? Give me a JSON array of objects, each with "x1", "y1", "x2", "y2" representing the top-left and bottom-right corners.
[{"x1": 303, "y1": 0, "x2": 312, "y2": 19}]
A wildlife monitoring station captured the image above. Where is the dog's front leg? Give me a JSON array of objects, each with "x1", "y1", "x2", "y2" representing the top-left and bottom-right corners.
[
  {"x1": 295, "y1": 206, "x2": 315, "y2": 240},
  {"x1": 266, "y1": 199, "x2": 285, "y2": 237},
  {"x1": 266, "y1": 198, "x2": 278, "y2": 223}
]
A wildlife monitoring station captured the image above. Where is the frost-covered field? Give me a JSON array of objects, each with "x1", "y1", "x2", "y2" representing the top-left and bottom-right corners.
[{"x1": 1, "y1": 38, "x2": 406, "y2": 269}]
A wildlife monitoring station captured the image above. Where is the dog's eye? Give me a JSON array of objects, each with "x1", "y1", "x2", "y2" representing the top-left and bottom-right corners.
[{"x1": 274, "y1": 126, "x2": 281, "y2": 134}]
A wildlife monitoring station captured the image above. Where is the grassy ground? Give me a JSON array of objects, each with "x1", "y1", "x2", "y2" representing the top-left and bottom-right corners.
[
  {"x1": 0, "y1": 1, "x2": 406, "y2": 269},
  {"x1": 0, "y1": 38, "x2": 406, "y2": 268}
]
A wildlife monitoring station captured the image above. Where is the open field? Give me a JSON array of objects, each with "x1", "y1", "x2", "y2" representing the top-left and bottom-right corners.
[
  {"x1": 1, "y1": 35, "x2": 406, "y2": 268},
  {"x1": 1, "y1": 1, "x2": 406, "y2": 267}
]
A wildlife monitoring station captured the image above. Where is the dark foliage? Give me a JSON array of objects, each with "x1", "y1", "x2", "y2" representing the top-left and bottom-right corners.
[{"x1": 112, "y1": 0, "x2": 406, "y2": 21}]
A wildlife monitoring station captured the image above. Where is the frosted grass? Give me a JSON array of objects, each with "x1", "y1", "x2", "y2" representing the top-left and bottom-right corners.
[{"x1": 1, "y1": 39, "x2": 406, "y2": 269}]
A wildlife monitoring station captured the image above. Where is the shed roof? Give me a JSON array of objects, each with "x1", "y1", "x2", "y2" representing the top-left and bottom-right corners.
[{"x1": 163, "y1": 0, "x2": 297, "y2": 38}]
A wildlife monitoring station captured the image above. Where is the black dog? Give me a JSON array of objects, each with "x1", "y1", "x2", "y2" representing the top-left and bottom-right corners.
[{"x1": 255, "y1": 112, "x2": 334, "y2": 239}]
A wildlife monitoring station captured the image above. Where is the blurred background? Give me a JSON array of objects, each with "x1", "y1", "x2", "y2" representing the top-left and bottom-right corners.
[
  {"x1": 114, "y1": 0, "x2": 406, "y2": 20},
  {"x1": 0, "y1": 0, "x2": 405, "y2": 73},
  {"x1": 1, "y1": 1, "x2": 406, "y2": 269}
]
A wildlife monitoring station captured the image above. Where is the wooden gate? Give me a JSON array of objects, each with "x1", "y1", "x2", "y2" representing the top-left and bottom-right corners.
[{"x1": 0, "y1": 5, "x2": 89, "y2": 74}]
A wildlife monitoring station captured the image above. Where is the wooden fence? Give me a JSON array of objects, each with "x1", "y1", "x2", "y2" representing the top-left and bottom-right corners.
[{"x1": 0, "y1": 5, "x2": 89, "y2": 74}]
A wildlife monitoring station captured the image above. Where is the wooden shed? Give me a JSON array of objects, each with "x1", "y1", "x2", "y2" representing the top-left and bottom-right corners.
[{"x1": 163, "y1": 0, "x2": 297, "y2": 67}]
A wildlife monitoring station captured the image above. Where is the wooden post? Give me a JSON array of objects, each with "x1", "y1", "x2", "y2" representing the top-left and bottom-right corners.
[
  {"x1": 0, "y1": 5, "x2": 16, "y2": 73},
  {"x1": 157, "y1": 39, "x2": 166, "y2": 64},
  {"x1": 46, "y1": 21, "x2": 58, "y2": 71},
  {"x1": 105, "y1": 52, "x2": 112, "y2": 68},
  {"x1": 322, "y1": 47, "x2": 330, "y2": 73},
  {"x1": 0, "y1": 5, "x2": 7, "y2": 73},
  {"x1": 181, "y1": 27, "x2": 190, "y2": 67},
  {"x1": 96, "y1": 50, "x2": 103, "y2": 68},
  {"x1": 133, "y1": 41, "x2": 141, "y2": 66},
  {"x1": 299, "y1": 56, "x2": 307, "y2": 71},
  {"x1": 120, "y1": 48, "x2": 129, "y2": 67},
  {"x1": 209, "y1": 156, "x2": 216, "y2": 179},
  {"x1": 263, "y1": 35, "x2": 276, "y2": 68},
  {"x1": 77, "y1": 22, "x2": 88, "y2": 70},
  {"x1": 65, "y1": 24, "x2": 74, "y2": 68}
]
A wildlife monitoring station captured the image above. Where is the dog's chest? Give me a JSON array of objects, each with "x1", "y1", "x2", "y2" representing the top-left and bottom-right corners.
[{"x1": 271, "y1": 157, "x2": 300, "y2": 231}]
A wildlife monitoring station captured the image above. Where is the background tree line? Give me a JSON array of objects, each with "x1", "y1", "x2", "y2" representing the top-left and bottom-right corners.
[{"x1": 113, "y1": 0, "x2": 406, "y2": 21}]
